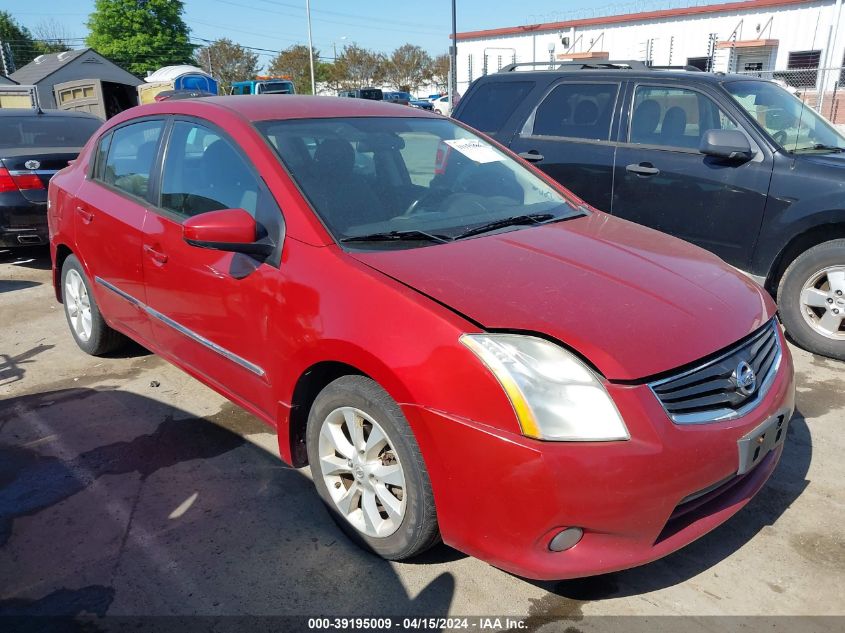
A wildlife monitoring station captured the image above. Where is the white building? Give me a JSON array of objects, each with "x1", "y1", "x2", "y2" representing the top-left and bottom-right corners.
[{"x1": 455, "y1": 0, "x2": 844, "y2": 102}]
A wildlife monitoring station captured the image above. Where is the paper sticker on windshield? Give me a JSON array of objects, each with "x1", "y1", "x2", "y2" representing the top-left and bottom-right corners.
[{"x1": 443, "y1": 139, "x2": 504, "y2": 164}]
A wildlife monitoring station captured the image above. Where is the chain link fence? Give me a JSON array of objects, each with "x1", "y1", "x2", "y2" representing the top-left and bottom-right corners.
[{"x1": 736, "y1": 67, "x2": 845, "y2": 125}]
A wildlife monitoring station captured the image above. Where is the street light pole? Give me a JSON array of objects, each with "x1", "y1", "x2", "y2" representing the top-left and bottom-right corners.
[
  {"x1": 306, "y1": 0, "x2": 316, "y2": 94},
  {"x1": 449, "y1": 0, "x2": 457, "y2": 107}
]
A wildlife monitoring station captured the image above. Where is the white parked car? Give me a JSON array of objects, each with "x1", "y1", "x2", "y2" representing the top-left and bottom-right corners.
[{"x1": 432, "y1": 95, "x2": 451, "y2": 115}]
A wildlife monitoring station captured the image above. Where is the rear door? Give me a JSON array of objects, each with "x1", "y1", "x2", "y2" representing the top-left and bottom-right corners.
[
  {"x1": 73, "y1": 118, "x2": 164, "y2": 343},
  {"x1": 611, "y1": 83, "x2": 773, "y2": 269},
  {"x1": 141, "y1": 118, "x2": 285, "y2": 418},
  {"x1": 508, "y1": 80, "x2": 622, "y2": 212}
]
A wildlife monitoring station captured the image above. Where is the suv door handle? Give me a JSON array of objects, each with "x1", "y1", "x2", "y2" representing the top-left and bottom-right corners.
[
  {"x1": 75, "y1": 206, "x2": 94, "y2": 224},
  {"x1": 518, "y1": 151, "x2": 544, "y2": 162},
  {"x1": 143, "y1": 245, "x2": 168, "y2": 265},
  {"x1": 626, "y1": 162, "x2": 660, "y2": 176}
]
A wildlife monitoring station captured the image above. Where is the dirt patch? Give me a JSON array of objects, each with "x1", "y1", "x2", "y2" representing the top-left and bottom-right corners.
[{"x1": 790, "y1": 532, "x2": 845, "y2": 570}]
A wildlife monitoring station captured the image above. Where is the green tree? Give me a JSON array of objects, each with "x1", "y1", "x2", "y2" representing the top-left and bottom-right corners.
[
  {"x1": 429, "y1": 53, "x2": 450, "y2": 92},
  {"x1": 86, "y1": 0, "x2": 194, "y2": 76},
  {"x1": 193, "y1": 38, "x2": 258, "y2": 95},
  {"x1": 384, "y1": 44, "x2": 432, "y2": 94},
  {"x1": 267, "y1": 44, "x2": 327, "y2": 95},
  {"x1": 333, "y1": 43, "x2": 385, "y2": 91},
  {"x1": 0, "y1": 11, "x2": 40, "y2": 72}
]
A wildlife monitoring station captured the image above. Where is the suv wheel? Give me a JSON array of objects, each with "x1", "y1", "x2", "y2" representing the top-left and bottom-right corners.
[
  {"x1": 306, "y1": 375, "x2": 440, "y2": 560},
  {"x1": 778, "y1": 239, "x2": 845, "y2": 360},
  {"x1": 61, "y1": 255, "x2": 126, "y2": 356}
]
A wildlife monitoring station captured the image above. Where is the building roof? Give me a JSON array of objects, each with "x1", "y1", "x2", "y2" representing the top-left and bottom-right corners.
[
  {"x1": 10, "y1": 49, "x2": 89, "y2": 85},
  {"x1": 454, "y1": 0, "x2": 820, "y2": 41},
  {"x1": 0, "y1": 74, "x2": 18, "y2": 85}
]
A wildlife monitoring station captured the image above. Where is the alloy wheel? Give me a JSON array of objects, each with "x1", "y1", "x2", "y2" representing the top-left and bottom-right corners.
[
  {"x1": 64, "y1": 269, "x2": 93, "y2": 342},
  {"x1": 317, "y1": 406, "x2": 406, "y2": 538},
  {"x1": 800, "y1": 266, "x2": 845, "y2": 339}
]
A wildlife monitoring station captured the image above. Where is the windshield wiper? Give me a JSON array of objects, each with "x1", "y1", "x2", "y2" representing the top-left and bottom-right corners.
[
  {"x1": 453, "y1": 213, "x2": 558, "y2": 240},
  {"x1": 791, "y1": 143, "x2": 845, "y2": 154},
  {"x1": 339, "y1": 229, "x2": 452, "y2": 244}
]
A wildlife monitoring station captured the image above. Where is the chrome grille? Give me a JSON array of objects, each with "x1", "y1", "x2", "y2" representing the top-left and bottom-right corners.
[{"x1": 649, "y1": 320, "x2": 781, "y2": 424}]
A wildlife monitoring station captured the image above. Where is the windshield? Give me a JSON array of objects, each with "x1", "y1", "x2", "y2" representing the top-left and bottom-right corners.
[
  {"x1": 0, "y1": 115, "x2": 101, "y2": 149},
  {"x1": 260, "y1": 81, "x2": 294, "y2": 94},
  {"x1": 725, "y1": 80, "x2": 845, "y2": 153},
  {"x1": 257, "y1": 117, "x2": 580, "y2": 247}
]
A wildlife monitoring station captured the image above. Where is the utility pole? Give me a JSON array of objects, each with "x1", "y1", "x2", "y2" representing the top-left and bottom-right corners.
[
  {"x1": 306, "y1": 0, "x2": 316, "y2": 94},
  {"x1": 449, "y1": 0, "x2": 457, "y2": 106}
]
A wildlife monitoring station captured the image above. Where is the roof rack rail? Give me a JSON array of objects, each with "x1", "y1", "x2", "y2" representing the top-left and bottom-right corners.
[{"x1": 498, "y1": 60, "x2": 703, "y2": 73}]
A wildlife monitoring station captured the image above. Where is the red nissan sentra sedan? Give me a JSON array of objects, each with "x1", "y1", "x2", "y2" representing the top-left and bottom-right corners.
[{"x1": 48, "y1": 96, "x2": 795, "y2": 580}]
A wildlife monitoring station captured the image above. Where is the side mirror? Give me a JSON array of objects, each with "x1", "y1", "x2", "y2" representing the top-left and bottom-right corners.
[
  {"x1": 699, "y1": 129, "x2": 756, "y2": 160},
  {"x1": 183, "y1": 208, "x2": 274, "y2": 257}
]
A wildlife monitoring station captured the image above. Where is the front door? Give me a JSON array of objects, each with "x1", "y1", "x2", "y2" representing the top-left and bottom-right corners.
[
  {"x1": 508, "y1": 81, "x2": 621, "y2": 213},
  {"x1": 141, "y1": 118, "x2": 285, "y2": 418},
  {"x1": 73, "y1": 118, "x2": 164, "y2": 343},
  {"x1": 612, "y1": 83, "x2": 773, "y2": 269}
]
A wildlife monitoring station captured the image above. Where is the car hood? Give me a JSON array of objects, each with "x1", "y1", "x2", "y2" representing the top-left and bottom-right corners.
[{"x1": 350, "y1": 213, "x2": 775, "y2": 380}]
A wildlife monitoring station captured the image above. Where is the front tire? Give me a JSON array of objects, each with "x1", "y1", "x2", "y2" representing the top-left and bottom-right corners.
[
  {"x1": 61, "y1": 255, "x2": 126, "y2": 356},
  {"x1": 306, "y1": 375, "x2": 440, "y2": 560},
  {"x1": 778, "y1": 239, "x2": 845, "y2": 360}
]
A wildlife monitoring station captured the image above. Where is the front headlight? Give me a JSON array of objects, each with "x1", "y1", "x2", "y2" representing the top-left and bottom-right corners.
[{"x1": 460, "y1": 334, "x2": 629, "y2": 441}]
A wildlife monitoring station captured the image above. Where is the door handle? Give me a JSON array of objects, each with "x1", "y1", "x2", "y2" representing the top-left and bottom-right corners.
[
  {"x1": 518, "y1": 151, "x2": 544, "y2": 162},
  {"x1": 75, "y1": 206, "x2": 94, "y2": 224},
  {"x1": 626, "y1": 163, "x2": 660, "y2": 176},
  {"x1": 143, "y1": 245, "x2": 168, "y2": 264}
]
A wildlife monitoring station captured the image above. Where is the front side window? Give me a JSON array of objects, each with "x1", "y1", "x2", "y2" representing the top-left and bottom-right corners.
[
  {"x1": 160, "y1": 121, "x2": 262, "y2": 218},
  {"x1": 629, "y1": 86, "x2": 737, "y2": 150},
  {"x1": 258, "y1": 116, "x2": 581, "y2": 247},
  {"x1": 725, "y1": 79, "x2": 845, "y2": 154},
  {"x1": 528, "y1": 82, "x2": 619, "y2": 141},
  {"x1": 101, "y1": 119, "x2": 163, "y2": 198},
  {"x1": 458, "y1": 81, "x2": 534, "y2": 134}
]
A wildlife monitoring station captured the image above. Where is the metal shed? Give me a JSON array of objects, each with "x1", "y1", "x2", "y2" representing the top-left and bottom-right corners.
[{"x1": 10, "y1": 49, "x2": 142, "y2": 118}]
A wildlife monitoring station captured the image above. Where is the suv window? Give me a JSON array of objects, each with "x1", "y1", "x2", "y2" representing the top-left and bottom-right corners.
[
  {"x1": 528, "y1": 82, "x2": 619, "y2": 141},
  {"x1": 630, "y1": 85, "x2": 737, "y2": 150},
  {"x1": 160, "y1": 121, "x2": 261, "y2": 218},
  {"x1": 459, "y1": 81, "x2": 534, "y2": 134},
  {"x1": 101, "y1": 120, "x2": 163, "y2": 198}
]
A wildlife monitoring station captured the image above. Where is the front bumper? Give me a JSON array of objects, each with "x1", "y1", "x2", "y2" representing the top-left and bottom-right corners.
[{"x1": 404, "y1": 329, "x2": 795, "y2": 580}]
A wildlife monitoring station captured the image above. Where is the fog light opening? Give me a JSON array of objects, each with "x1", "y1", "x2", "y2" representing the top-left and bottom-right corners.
[{"x1": 548, "y1": 527, "x2": 583, "y2": 552}]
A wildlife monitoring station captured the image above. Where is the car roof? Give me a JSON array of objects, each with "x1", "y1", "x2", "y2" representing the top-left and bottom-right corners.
[
  {"x1": 118, "y1": 95, "x2": 440, "y2": 122},
  {"x1": 0, "y1": 108, "x2": 102, "y2": 120}
]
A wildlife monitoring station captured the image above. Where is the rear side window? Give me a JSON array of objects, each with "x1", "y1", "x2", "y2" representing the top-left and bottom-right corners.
[
  {"x1": 528, "y1": 83, "x2": 619, "y2": 141},
  {"x1": 459, "y1": 81, "x2": 534, "y2": 134},
  {"x1": 101, "y1": 120, "x2": 163, "y2": 199},
  {"x1": 160, "y1": 120, "x2": 261, "y2": 218}
]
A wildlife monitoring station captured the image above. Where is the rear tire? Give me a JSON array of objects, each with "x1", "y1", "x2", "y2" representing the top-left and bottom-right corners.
[
  {"x1": 306, "y1": 375, "x2": 440, "y2": 560},
  {"x1": 61, "y1": 255, "x2": 126, "y2": 356},
  {"x1": 777, "y1": 239, "x2": 845, "y2": 360}
]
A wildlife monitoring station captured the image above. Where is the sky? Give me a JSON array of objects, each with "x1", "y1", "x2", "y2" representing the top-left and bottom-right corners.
[{"x1": 7, "y1": 0, "x2": 733, "y2": 68}]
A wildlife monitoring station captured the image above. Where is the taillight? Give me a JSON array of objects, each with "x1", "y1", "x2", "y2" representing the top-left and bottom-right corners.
[
  {"x1": 0, "y1": 167, "x2": 45, "y2": 192},
  {"x1": 0, "y1": 168, "x2": 16, "y2": 192}
]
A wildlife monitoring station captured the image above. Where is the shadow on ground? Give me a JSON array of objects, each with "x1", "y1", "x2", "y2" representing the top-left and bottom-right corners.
[
  {"x1": 536, "y1": 409, "x2": 812, "y2": 602},
  {"x1": 0, "y1": 247, "x2": 51, "y2": 270},
  {"x1": 0, "y1": 388, "x2": 455, "y2": 618}
]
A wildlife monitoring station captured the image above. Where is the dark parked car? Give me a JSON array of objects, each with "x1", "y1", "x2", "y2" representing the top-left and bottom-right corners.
[
  {"x1": 384, "y1": 91, "x2": 412, "y2": 106},
  {"x1": 1, "y1": 108, "x2": 102, "y2": 247},
  {"x1": 453, "y1": 61, "x2": 845, "y2": 360},
  {"x1": 338, "y1": 88, "x2": 384, "y2": 101}
]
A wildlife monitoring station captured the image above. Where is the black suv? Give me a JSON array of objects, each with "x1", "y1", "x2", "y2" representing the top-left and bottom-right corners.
[{"x1": 453, "y1": 61, "x2": 845, "y2": 360}]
